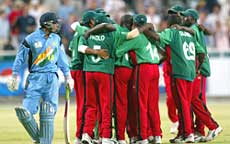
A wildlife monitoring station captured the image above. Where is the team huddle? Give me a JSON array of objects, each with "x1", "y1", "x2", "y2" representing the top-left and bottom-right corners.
[{"x1": 7, "y1": 4, "x2": 222, "y2": 144}]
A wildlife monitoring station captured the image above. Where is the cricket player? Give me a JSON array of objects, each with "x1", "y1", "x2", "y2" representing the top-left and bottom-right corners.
[
  {"x1": 79, "y1": 12, "x2": 152, "y2": 144},
  {"x1": 162, "y1": 5, "x2": 185, "y2": 134},
  {"x1": 86, "y1": 14, "x2": 136, "y2": 144},
  {"x1": 79, "y1": 13, "x2": 117, "y2": 144},
  {"x1": 113, "y1": 15, "x2": 134, "y2": 144},
  {"x1": 70, "y1": 10, "x2": 109, "y2": 144},
  {"x1": 116, "y1": 14, "x2": 161, "y2": 144},
  {"x1": 144, "y1": 8, "x2": 206, "y2": 142},
  {"x1": 181, "y1": 8, "x2": 222, "y2": 142},
  {"x1": 7, "y1": 12, "x2": 74, "y2": 144}
]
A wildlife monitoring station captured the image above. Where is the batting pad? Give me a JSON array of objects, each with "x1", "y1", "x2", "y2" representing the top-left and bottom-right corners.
[
  {"x1": 15, "y1": 107, "x2": 40, "y2": 143},
  {"x1": 39, "y1": 102, "x2": 55, "y2": 144}
]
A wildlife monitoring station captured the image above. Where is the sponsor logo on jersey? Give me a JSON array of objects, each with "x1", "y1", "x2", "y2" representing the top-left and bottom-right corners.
[
  {"x1": 34, "y1": 41, "x2": 42, "y2": 48},
  {"x1": 90, "y1": 35, "x2": 105, "y2": 41},
  {"x1": 179, "y1": 31, "x2": 192, "y2": 37}
]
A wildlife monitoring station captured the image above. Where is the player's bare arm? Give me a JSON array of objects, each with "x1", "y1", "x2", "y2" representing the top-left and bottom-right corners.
[
  {"x1": 84, "y1": 23, "x2": 116, "y2": 39},
  {"x1": 198, "y1": 24, "x2": 213, "y2": 35},
  {"x1": 79, "y1": 45, "x2": 109, "y2": 59},
  {"x1": 158, "y1": 48, "x2": 167, "y2": 65},
  {"x1": 142, "y1": 29, "x2": 160, "y2": 41},
  {"x1": 170, "y1": 24, "x2": 195, "y2": 35},
  {"x1": 196, "y1": 53, "x2": 205, "y2": 74},
  {"x1": 126, "y1": 23, "x2": 154, "y2": 39}
]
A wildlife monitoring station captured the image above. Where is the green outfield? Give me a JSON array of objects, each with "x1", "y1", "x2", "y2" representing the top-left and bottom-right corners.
[{"x1": 0, "y1": 98, "x2": 229, "y2": 144}]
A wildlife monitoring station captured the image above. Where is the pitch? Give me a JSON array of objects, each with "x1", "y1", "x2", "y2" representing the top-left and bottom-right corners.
[{"x1": 0, "y1": 97, "x2": 229, "y2": 144}]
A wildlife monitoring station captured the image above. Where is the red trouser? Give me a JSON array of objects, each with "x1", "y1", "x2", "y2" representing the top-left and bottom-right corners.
[
  {"x1": 191, "y1": 75, "x2": 218, "y2": 135},
  {"x1": 71, "y1": 70, "x2": 85, "y2": 139},
  {"x1": 163, "y1": 62, "x2": 178, "y2": 123},
  {"x1": 127, "y1": 71, "x2": 138, "y2": 138},
  {"x1": 129, "y1": 64, "x2": 160, "y2": 140},
  {"x1": 83, "y1": 72, "x2": 114, "y2": 138},
  {"x1": 114, "y1": 66, "x2": 132, "y2": 140},
  {"x1": 171, "y1": 78, "x2": 193, "y2": 137},
  {"x1": 147, "y1": 64, "x2": 161, "y2": 137}
]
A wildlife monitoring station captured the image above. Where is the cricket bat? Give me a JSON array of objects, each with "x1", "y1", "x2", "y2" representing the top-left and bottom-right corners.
[{"x1": 64, "y1": 86, "x2": 71, "y2": 144}]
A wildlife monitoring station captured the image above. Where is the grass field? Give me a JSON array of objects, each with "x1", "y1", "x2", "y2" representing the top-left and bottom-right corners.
[{"x1": 0, "y1": 97, "x2": 230, "y2": 144}]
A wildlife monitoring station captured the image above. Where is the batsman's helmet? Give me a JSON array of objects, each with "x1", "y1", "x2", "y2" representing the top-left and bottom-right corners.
[{"x1": 40, "y1": 12, "x2": 60, "y2": 29}]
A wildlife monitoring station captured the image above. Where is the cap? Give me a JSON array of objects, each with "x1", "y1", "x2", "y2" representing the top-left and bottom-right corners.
[
  {"x1": 81, "y1": 10, "x2": 97, "y2": 25},
  {"x1": 40, "y1": 12, "x2": 59, "y2": 26},
  {"x1": 94, "y1": 13, "x2": 109, "y2": 25},
  {"x1": 168, "y1": 5, "x2": 185, "y2": 14},
  {"x1": 181, "y1": 9, "x2": 199, "y2": 20},
  {"x1": 95, "y1": 8, "x2": 110, "y2": 17},
  {"x1": 133, "y1": 14, "x2": 147, "y2": 25}
]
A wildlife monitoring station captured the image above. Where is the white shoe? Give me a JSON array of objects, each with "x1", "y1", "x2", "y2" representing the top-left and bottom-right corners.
[
  {"x1": 206, "y1": 126, "x2": 223, "y2": 141},
  {"x1": 154, "y1": 136, "x2": 162, "y2": 144},
  {"x1": 184, "y1": 133, "x2": 194, "y2": 143},
  {"x1": 102, "y1": 138, "x2": 116, "y2": 144},
  {"x1": 93, "y1": 138, "x2": 102, "y2": 144},
  {"x1": 74, "y1": 137, "x2": 81, "y2": 144},
  {"x1": 170, "y1": 121, "x2": 179, "y2": 134},
  {"x1": 118, "y1": 140, "x2": 126, "y2": 144},
  {"x1": 169, "y1": 135, "x2": 183, "y2": 143},
  {"x1": 148, "y1": 136, "x2": 154, "y2": 143},
  {"x1": 194, "y1": 132, "x2": 206, "y2": 142},
  {"x1": 135, "y1": 139, "x2": 148, "y2": 144},
  {"x1": 130, "y1": 136, "x2": 138, "y2": 144},
  {"x1": 82, "y1": 133, "x2": 93, "y2": 144}
]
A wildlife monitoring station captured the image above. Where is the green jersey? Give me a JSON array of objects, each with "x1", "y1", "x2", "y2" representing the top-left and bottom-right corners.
[
  {"x1": 191, "y1": 24, "x2": 211, "y2": 77},
  {"x1": 159, "y1": 28, "x2": 204, "y2": 81},
  {"x1": 116, "y1": 34, "x2": 160, "y2": 64},
  {"x1": 114, "y1": 24, "x2": 133, "y2": 68},
  {"x1": 69, "y1": 25, "x2": 88, "y2": 70},
  {"x1": 81, "y1": 31, "x2": 118, "y2": 74}
]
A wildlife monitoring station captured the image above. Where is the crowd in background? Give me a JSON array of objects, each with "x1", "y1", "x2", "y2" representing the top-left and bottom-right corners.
[{"x1": 0, "y1": 0, "x2": 229, "y2": 52}]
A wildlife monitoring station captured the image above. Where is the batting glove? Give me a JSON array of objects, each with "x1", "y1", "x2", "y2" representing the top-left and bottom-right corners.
[
  {"x1": 7, "y1": 75, "x2": 19, "y2": 92},
  {"x1": 65, "y1": 76, "x2": 74, "y2": 91}
]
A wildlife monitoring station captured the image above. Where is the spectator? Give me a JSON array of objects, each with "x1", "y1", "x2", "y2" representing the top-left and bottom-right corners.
[
  {"x1": 3, "y1": 36, "x2": 15, "y2": 50},
  {"x1": 145, "y1": 5, "x2": 161, "y2": 30},
  {"x1": 0, "y1": 6, "x2": 10, "y2": 50},
  {"x1": 158, "y1": 15, "x2": 168, "y2": 32},
  {"x1": 60, "y1": 12, "x2": 77, "y2": 53},
  {"x1": 104, "y1": 0, "x2": 126, "y2": 18},
  {"x1": 14, "y1": 4, "x2": 36, "y2": 43},
  {"x1": 8, "y1": 0, "x2": 24, "y2": 47},
  {"x1": 57, "y1": 0, "x2": 75, "y2": 22},
  {"x1": 214, "y1": 19, "x2": 230, "y2": 51},
  {"x1": 2, "y1": 0, "x2": 12, "y2": 15},
  {"x1": 206, "y1": 2, "x2": 230, "y2": 50},
  {"x1": 29, "y1": 0, "x2": 46, "y2": 28}
]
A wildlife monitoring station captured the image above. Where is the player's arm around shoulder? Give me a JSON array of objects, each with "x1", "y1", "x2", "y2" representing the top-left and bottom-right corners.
[
  {"x1": 84, "y1": 23, "x2": 116, "y2": 39},
  {"x1": 126, "y1": 23, "x2": 154, "y2": 39},
  {"x1": 78, "y1": 44, "x2": 109, "y2": 59}
]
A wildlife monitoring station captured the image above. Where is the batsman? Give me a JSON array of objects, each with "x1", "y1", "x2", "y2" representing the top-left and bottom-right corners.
[{"x1": 7, "y1": 12, "x2": 74, "y2": 144}]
